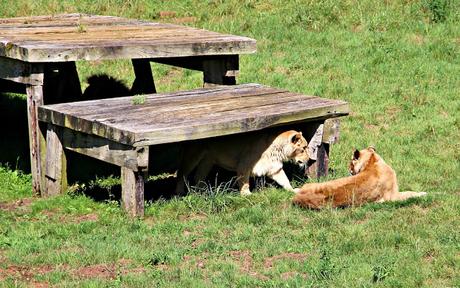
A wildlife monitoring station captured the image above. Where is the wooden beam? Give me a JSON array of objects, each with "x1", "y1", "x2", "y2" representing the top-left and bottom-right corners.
[
  {"x1": 0, "y1": 57, "x2": 44, "y2": 85},
  {"x1": 60, "y1": 129, "x2": 140, "y2": 171}
]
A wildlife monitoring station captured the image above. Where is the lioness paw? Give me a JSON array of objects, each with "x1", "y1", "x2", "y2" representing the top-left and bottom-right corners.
[
  {"x1": 293, "y1": 188, "x2": 301, "y2": 193},
  {"x1": 240, "y1": 190, "x2": 252, "y2": 196}
]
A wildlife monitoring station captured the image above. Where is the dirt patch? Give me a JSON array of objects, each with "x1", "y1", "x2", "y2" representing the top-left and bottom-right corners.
[
  {"x1": 183, "y1": 255, "x2": 206, "y2": 269},
  {"x1": 39, "y1": 211, "x2": 99, "y2": 223},
  {"x1": 72, "y1": 213, "x2": 99, "y2": 223},
  {"x1": 229, "y1": 250, "x2": 269, "y2": 281},
  {"x1": 264, "y1": 253, "x2": 308, "y2": 268},
  {"x1": 281, "y1": 271, "x2": 308, "y2": 280},
  {"x1": 0, "y1": 259, "x2": 146, "y2": 283},
  {"x1": 0, "y1": 198, "x2": 34, "y2": 212},
  {"x1": 0, "y1": 264, "x2": 53, "y2": 282},
  {"x1": 74, "y1": 260, "x2": 145, "y2": 279},
  {"x1": 74, "y1": 264, "x2": 116, "y2": 279}
]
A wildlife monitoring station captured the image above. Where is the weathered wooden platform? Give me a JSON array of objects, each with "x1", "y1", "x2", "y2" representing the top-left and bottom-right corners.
[
  {"x1": 38, "y1": 84, "x2": 349, "y2": 217},
  {"x1": 0, "y1": 13, "x2": 256, "y2": 196},
  {"x1": 39, "y1": 84, "x2": 349, "y2": 146},
  {"x1": 0, "y1": 13, "x2": 256, "y2": 62}
]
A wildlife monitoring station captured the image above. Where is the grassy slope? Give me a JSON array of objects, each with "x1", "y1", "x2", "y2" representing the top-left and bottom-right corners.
[{"x1": 0, "y1": 0, "x2": 459, "y2": 287}]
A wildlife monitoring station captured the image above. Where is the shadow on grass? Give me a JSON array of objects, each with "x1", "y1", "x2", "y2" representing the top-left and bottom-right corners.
[{"x1": 0, "y1": 92, "x2": 30, "y2": 172}]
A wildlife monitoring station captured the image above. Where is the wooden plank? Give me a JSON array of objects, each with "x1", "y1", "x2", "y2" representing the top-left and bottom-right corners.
[
  {"x1": 44, "y1": 124, "x2": 67, "y2": 196},
  {"x1": 121, "y1": 168, "x2": 146, "y2": 217},
  {"x1": 0, "y1": 56, "x2": 44, "y2": 85},
  {"x1": 60, "y1": 129, "x2": 140, "y2": 171},
  {"x1": 37, "y1": 85, "x2": 350, "y2": 146},
  {"x1": 39, "y1": 94, "x2": 347, "y2": 146},
  {"x1": 132, "y1": 101, "x2": 350, "y2": 146},
  {"x1": 152, "y1": 55, "x2": 238, "y2": 74},
  {"x1": 9, "y1": 40, "x2": 256, "y2": 62},
  {"x1": 0, "y1": 14, "x2": 257, "y2": 62}
]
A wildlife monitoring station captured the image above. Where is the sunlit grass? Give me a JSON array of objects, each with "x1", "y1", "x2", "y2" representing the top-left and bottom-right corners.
[{"x1": 0, "y1": 0, "x2": 459, "y2": 286}]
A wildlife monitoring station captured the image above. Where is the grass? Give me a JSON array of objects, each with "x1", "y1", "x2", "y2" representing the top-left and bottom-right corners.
[{"x1": 0, "y1": 0, "x2": 459, "y2": 286}]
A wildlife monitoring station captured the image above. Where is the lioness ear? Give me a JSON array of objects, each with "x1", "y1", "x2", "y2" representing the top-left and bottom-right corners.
[
  {"x1": 290, "y1": 132, "x2": 301, "y2": 144},
  {"x1": 353, "y1": 149, "x2": 360, "y2": 160},
  {"x1": 367, "y1": 146, "x2": 376, "y2": 152}
]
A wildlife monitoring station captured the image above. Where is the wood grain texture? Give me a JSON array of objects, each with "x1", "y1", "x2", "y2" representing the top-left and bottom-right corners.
[
  {"x1": 44, "y1": 124, "x2": 67, "y2": 196},
  {"x1": 121, "y1": 167, "x2": 146, "y2": 217},
  {"x1": 60, "y1": 129, "x2": 140, "y2": 171},
  {"x1": 38, "y1": 84, "x2": 350, "y2": 147},
  {"x1": 26, "y1": 83, "x2": 45, "y2": 195},
  {"x1": 0, "y1": 14, "x2": 256, "y2": 62}
]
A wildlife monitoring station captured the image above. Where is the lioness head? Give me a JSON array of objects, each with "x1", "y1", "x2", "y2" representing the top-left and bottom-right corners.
[
  {"x1": 282, "y1": 131, "x2": 309, "y2": 166},
  {"x1": 349, "y1": 146, "x2": 376, "y2": 175}
]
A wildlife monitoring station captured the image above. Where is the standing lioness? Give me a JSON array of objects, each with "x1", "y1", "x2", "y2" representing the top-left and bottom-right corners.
[
  {"x1": 176, "y1": 130, "x2": 310, "y2": 195},
  {"x1": 293, "y1": 147, "x2": 427, "y2": 208}
]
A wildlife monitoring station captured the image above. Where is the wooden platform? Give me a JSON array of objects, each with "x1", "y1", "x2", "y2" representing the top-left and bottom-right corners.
[
  {"x1": 0, "y1": 13, "x2": 256, "y2": 62},
  {"x1": 38, "y1": 84, "x2": 349, "y2": 146},
  {"x1": 38, "y1": 84, "x2": 349, "y2": 217}
]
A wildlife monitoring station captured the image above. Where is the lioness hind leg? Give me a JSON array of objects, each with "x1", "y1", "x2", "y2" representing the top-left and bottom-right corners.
[
  {"x1": 193, "y1": 158, "x2": 214, "y2": 190},
  {"x1": 175, "y1": 148, "x2": 206, "y2": 195},
  {"x1": 390, "y1": 191, "x2": 427, "y2": 201}
]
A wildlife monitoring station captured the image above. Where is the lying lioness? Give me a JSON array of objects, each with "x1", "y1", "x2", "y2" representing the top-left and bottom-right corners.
[
  {"x1": 293, "y1": 147, "x2": 427, "y2": 208},
  {"x1": 175, "y1": 130, "x2": 310, "y2": 196}
]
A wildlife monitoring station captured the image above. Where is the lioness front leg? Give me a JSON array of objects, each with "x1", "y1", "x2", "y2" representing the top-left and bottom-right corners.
[
  {"x1": 269, "y1": 169, "x2": 296, "y2": 192},
  {"x1": 237, "y1": 173, "x2": 252, "y2": 196}
]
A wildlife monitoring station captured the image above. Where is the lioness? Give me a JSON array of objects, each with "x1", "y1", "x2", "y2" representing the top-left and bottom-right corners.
[
  {"x1": 293, "y1": 147, "x2": 427, "y2": 209},
  {"x1": 175, "y1": 130, "x2": 310, "y2": 196}
]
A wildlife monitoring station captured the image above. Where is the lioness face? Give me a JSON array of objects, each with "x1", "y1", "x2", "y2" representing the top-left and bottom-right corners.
[
  {"x1": 289, "y1": 132, "x2": 310, "y2": 167},
  {"x1": 349, "y1": 146, "x2": 375, "y2": 175}
]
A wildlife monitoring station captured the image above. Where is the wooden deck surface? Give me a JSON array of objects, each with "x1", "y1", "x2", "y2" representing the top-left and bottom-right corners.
[
  {"x1": 0, "y1": 13, "x2": 256, "y2": 62},
  {"x1": 38, "y1": 84, "x2": 349, "y2": 147}
]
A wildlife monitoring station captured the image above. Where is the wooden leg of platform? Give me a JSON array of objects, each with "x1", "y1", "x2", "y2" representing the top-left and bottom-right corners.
[
  {"x1": 203, "y1": 56, "x2": 238, "y2": 86},
  {"x1": 131, "y1": 59, "x2": 156, "y2": 94},
  {"x1": 26, "y1": 84, "x2": 46, "y2": 195},
  {"x1": 306, "y1": 119, "x2": 341, "y2": 178},
  {"x1": 44, "y1": 124, "x2": 67, "y2": 196},
  {"x1": 121, "y1": 168, "x2": 146, "y2": 217},
  {"x1": 121, "y1": 146, "x2": 149, "y2": 217}
]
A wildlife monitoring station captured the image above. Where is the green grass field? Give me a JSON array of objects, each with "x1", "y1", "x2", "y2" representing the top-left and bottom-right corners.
[{"x1": 1, "y1": 0, "x2": 459, "y2": 286}]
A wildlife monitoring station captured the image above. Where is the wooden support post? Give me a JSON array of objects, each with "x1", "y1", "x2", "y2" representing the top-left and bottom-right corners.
[
  {"x1": 203, "y1": 55, "x2": 239, "y2": 86},
  {"x1": 305, "y1": 118, "x2": 341, "y2": 178},
  {"x1": 25, "y1": 64, "x2": 45, "y2": 195},
  {"x1": 44, "y1": 124, "x2": 67, "y2": 196},
  {"x1": 121, "y1": 146, "x2": 149, "y2": 217},
  {"x1": 43, "y1": 62, "x2": 82, "y2": 104},
  {"x1": 131, "y1": 59, "x2": 156, "y2": 94}
]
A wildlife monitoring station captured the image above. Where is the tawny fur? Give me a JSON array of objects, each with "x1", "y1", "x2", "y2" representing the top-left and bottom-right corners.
[
  {"x1": 293, "y1": 147, "x2": 427, "y2": 209},
  {"x1": 176, "y1": 130, "x2": 310, "y2": 196}
]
